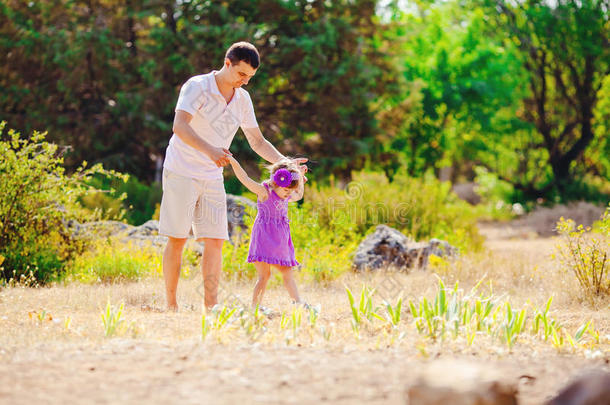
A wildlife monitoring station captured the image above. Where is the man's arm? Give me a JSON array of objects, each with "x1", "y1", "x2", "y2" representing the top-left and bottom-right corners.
[
  {"x1": 173, "y1": 110, "x2": 231, "y2": 167},
  {"x1": 242, "y1": 126, "x2": 309, "y2": 180},
  {"x1": 242, "y1": 126, "x2": 284, "y2": 163}
]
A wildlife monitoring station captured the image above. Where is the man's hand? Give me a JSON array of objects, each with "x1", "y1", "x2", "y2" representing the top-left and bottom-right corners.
[
  {"x1": 209, "y1": 147, "x2": 232, "y2": 167},
  {"x1": 293, "y1": 157, "x2": 309, "y2": 182}
]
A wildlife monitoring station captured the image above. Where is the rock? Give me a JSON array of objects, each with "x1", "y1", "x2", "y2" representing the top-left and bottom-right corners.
[
  {"x1": 127, "y1": 219, "x2": 159, "y2": 237},
  {"x1": 124, "y1": 220, "x2": 168, "y2": 249},
  {"x1": 69, "y1": 220, "x2": 134, "y2": 238},
  {"x1": 548, "y1": 370, "x2": 610, "y2": 405},
  {"x1": 352, "y1": 225, "x2": 456, "y2": 271},
  {"x1": 512, "y1": 201, "x2": 605, "y2": 237},
  {"x1": 227, "y1": 194, "x2": 256, "y2": 239},
  {"x1": 67, "y1": 194, "x2": 255, "y2": 254},
  {"x1": 452, "y1": 182, "x2": 482, "y2": 205},
  {"x1": 406, "y1": 360, "x2": 518, "y2": 405}
]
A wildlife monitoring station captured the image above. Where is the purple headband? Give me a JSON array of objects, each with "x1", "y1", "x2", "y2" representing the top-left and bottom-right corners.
[{"x1": 272, "y1": 169, "x2": 300, "y2": 187}]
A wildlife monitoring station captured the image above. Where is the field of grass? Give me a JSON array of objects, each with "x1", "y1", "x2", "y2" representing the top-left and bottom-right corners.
[{"x1": 1, "y1": 232, "x2": 608, "y2": 404}]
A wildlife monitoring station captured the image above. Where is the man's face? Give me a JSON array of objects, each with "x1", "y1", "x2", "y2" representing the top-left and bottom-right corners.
[{"x1": 226, "y1": 59, "x2": 257, "y2": 88}]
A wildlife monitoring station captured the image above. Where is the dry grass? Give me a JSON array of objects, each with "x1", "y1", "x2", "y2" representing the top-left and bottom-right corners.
[
  {"x1": 1, "y1": 236, "x2": 609, "y2": 405},
  {"x1": 1, "y1": 237, "x2": 607, "y2": 351}
]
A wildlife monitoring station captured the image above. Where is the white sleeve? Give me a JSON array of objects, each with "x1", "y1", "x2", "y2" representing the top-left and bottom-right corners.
[
  {"x1": 240, "y1": 90, "x2": 259, "y2": 129},
  {"x1": 175, "y1": 78, "x2": 203, "y2": 115}
]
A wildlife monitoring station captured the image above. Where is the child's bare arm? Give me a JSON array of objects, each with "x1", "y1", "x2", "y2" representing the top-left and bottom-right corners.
[{"x1": 227, "y1": 156, "x2": 268, "y2": 201}]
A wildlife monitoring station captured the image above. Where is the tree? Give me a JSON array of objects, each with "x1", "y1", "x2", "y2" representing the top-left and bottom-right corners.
[
  {"x1": 377, "y1": 4, "x2": 526, "y2": 180},
  {"x1": 484, "y1": 0, "x2": 609, "y2": 196},
  {"x1": 0, "y1": 0, "x2": 399, "y2": 181}
]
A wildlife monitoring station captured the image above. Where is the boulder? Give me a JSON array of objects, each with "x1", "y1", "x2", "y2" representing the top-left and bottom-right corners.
[
  {"x1": 68, "y1": 220, "x2": 134, "y2": 238},
  {"x1": 406, "y1": 360, "x2": 518, "y2": 405},
  {"x1": 67, "y1": 194, "x2": 255, "y2": 254},
  {"x1": 227, "y1": 194, "x2": 256, "y2": 239},
  {"x1": 548, "y1": 370, "x2": 610, "y2": 405},
  {"x1": 352, "y1": 225, "x2": 456, "y2": 271}
]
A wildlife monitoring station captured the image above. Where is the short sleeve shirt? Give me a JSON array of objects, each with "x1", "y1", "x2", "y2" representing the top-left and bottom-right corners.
[{"x1": 163, "y1": 71, "x2": 259, "y2": 180}]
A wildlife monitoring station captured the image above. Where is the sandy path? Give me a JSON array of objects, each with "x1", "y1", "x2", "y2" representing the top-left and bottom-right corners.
[{"x1": 2, "y1": 340, "x2": 607, "y2": 405}]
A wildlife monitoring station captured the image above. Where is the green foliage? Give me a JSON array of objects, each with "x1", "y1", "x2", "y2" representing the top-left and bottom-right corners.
[
  {"x1": 478, "y1": 0, "x2": 609, "y2": 197},
  {"x1": 306, "y1": 171, "x2": 483, "y2": 251},
  {"x1": 81, "y1": 175, "x2": 162, "y2": 225},
  {"x1": 407, "y1": 278, "x2": 596, "y2": 350},
  {"x1": 101, "y1": 299, "x2": 126, "y2": 338},
  {"x1": 65, "y1": 239, "x2": 162, "y2": 284},
  {"x1": 0, "y1": 123, "x2": 126, "y2": 283},
  {"x1": 379, "y1": 4, "x2": 526, "y2": 179},
  {"x1": 0, "y1": 0, "x2": 397, "y2": 180},
  {"x1": 555, "y1": 210, "x2": 610, "y2": 304}
]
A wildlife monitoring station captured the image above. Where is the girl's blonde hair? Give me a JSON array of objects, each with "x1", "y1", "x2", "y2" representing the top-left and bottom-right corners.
[{"x1": 267, "y1": 158, "x2": 302, "y2": 189}]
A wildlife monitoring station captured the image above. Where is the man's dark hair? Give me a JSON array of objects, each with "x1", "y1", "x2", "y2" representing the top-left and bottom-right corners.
[{"x1": 225, "y1": 42, "x2": 260, "y2": 69}]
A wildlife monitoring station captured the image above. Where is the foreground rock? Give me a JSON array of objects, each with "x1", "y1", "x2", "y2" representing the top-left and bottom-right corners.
[
  {"x1": 405, "y1": 360, "x2": 518, "y2": 405},
  {"x1": 548, "y1": 370, "x2": 610, "y2": 405},
  {"x1": 352, "y1": 225, "x2": 456, "y2": 271}
]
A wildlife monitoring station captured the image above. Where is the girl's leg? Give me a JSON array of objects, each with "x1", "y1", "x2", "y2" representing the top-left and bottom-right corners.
[
  {"x1": 274, "y1": 265, "x2": 301, "y2": 303},
  {"x1": 252, "y1": 262, "x2": 271, "y2": 307}
]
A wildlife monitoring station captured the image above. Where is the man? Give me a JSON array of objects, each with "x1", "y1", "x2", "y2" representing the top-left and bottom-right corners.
[{"x1": 159, "y1": 41, "x2": 305, "y2": 311}]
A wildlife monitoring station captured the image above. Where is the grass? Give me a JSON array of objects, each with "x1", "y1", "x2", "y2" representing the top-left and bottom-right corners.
[{"x1": 1, "y1": 236, "x2": 608, "y2": 357}]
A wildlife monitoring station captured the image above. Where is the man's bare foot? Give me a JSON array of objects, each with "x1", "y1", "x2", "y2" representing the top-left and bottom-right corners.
[{"x1": 167, "y1": 304, "x2": 178, "y2": 312}]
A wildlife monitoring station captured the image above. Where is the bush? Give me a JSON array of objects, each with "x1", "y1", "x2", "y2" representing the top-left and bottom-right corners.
[
  {"x1": 555, "y1": 206, "x2": 610, "y2": 305},
  {"x1": 81, "y1": 175, "x2": 162, "y2": 225},
  {"x1": 306, "y1": 171, "x2": 483, "y2": 252},
  {"x1": 64, "y1": 239, "x2": 162, "y2": 283},
  {"x1": 0, "y1": 123, "x2": 126, "y2": 283}
]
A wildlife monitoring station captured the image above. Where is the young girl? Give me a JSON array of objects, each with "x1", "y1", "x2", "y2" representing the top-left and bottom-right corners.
[{"x1": 227, "y1": 156, "x2": 306, "y2": 309}]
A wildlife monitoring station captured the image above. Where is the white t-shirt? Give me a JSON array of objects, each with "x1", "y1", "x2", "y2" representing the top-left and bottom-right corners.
[{"x1": 163, "y1": 71, "x2": 259, "y2": 180}]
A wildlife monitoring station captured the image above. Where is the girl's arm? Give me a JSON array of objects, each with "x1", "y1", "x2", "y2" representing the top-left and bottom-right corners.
[{"x1": 227, "y1": 156, "x2": 269, "y2": 201}]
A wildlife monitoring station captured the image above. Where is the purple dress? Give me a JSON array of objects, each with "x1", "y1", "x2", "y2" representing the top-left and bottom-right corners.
[{"x1": 247, "y1": 183, "x2": 299, "y2": 267}]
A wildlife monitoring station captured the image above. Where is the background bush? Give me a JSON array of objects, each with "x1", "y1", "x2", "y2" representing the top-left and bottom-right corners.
[
  {"x1": 306, "y1": 171, "x2": 483, "y2": 252},
  {"x1": 0, "y1": 123, "x2": 125, "y2": 283}
]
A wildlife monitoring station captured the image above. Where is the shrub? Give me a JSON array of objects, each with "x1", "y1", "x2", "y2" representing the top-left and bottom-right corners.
[
  {"x1": 81, "y1": 175, "x2": 162, "y2": 225},
  {"x1": 555, "y1": 206, "x2": 610, "y2": 305},
  {"x1": 306, "y1": 171, "x2": 483, "y2": 252},
  {"x1": 64, "y1": 239, "x2": 163, "y2": 283},
  {"x1": 0, "y1": 123, "x2": 126, "y2": 283}
]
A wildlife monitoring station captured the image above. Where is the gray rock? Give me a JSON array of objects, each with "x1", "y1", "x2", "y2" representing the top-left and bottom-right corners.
[
  {"x1": 124, "y1": 220, "x2": 168, "y2": 249},
  {"x1": 352, "y1": 225, "x2": 456, "y2": 271},
  {"x1": 68, "y1": 194, "x2": 255, "y2": 255},
  {"x1": 227, "y1": 194, "x2": 256, "y2": 239},
  {"x1": 69, "y1": 220, "x2": 134, "y2": 238},
  {"x1": 548, "y1": 370, "x2": 610, "y2": 405},
  {"x1": 452, "y1": 182, "x2": 482, "y2": 205}
]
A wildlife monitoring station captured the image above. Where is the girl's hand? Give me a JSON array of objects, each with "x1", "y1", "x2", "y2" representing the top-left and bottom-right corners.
[{"x1": 209, "y1": 146, "x2": 232, "y2": 167}]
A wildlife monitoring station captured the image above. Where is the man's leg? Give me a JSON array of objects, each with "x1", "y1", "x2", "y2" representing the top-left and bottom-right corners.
[
  {"x1": 163, "y1": 237, "x2": 187, "y2": 311},
  {"x1": 201, "y1": 238, "x2": 224, "y2": 309}
]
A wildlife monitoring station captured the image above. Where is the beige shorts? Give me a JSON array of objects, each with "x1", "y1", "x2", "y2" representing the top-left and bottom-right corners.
[{"x1": 159, "y1": 168, "x2": 229, "y2": 240}]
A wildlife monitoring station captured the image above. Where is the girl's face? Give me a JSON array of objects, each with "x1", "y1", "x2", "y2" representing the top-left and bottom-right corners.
[{"x1": 273, "y1": 185, "x2": 294, "y2": 200}]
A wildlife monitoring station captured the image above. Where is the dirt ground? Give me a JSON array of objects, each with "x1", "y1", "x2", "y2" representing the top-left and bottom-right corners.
[
  {"x1": 1, "y1": 230, "x2": 609, "y2": 405},
  {"x1": 2, "y1": 340, "x2": 608, "y2": 405}
]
